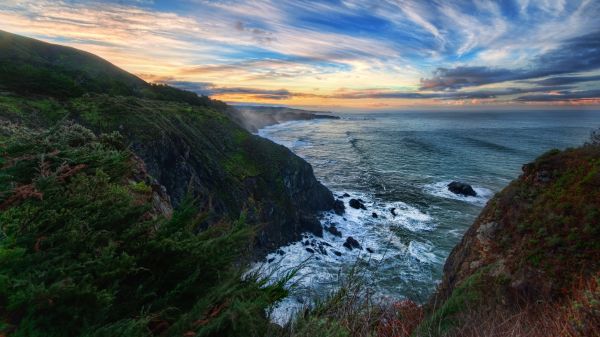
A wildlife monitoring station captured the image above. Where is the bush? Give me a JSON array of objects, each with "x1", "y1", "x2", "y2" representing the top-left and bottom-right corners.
[{"x1": 0, "y1": 123, "x2": 286, "y2": 337}]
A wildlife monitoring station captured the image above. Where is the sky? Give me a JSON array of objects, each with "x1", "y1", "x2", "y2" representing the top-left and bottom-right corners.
[{"x1": 1, "y1": 0, "x2": 600, "y2": 110}]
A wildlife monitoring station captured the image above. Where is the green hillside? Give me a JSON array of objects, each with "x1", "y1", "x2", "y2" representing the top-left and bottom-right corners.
[{"x1": 0, "y1": 31, "x2": 337, "y2": 336}]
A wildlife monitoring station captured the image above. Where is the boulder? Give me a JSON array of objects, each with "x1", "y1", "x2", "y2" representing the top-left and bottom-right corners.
[
  {"x1": 332, "y1": 250, "x2": 342, "y2": 256},
  {"x1": 305, "y1": 247, "x2": 315, "y2": 254},
  {"x1": 333, "y1": 199, "x2": 345, "y2": 215},
  {"x1": 349, "y1": 198, "x2": 366, "y2": 210},
  {"x1": 343, "y1": 236, "x2": 362, "y2": 250},
  {"x1": 448, "y1": 181, "x2": 477, "y2": 197},
  {"x1": 390, "y1": 208, "x2": 397, "y2": 216},
  {"x1": 372, "y1": 212, "x2": 378, "y2": 218},
  {"x1": 325, "y1": 225, "x2": 342, "y2": 237},
  {"x1": 342, "y1": 193, "x2": 351, "y2": 198}
]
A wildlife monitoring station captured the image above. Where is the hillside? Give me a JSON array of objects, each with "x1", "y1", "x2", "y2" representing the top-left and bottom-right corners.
[
  {"x1": 270, "y1": 141, "x2": 600, "y2": 337},
  {"x1": 418, "y1": 144, "x2": 600, "y2": 336},
  {"x1": 0, "y1": 30, "x2": 336, "y2": 257}
]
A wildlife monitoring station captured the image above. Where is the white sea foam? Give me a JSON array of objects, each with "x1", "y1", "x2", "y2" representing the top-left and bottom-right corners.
[
  {"x1": 423, "y1": 181, "x2": 493, "y2": 206},
  {"x1": 252, "y1": 190, "x2": 437, "y2": 325}
]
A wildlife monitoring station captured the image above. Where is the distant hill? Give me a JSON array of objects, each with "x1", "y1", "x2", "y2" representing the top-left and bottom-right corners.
[
  {"x1": 230, "y1": 105, "x2": 339, "y2": 132},
  {"x1": 0, "y1": 30, "x2": 222, "y2": 108}
]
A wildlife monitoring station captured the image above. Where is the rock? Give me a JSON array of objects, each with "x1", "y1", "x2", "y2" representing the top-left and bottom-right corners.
[
  {"x1": 305, "y1": 247, "x2": 315, "y2": 253},
  {"x1": 333, "y1": 250, "x2": 342, "y2": 256},
  {"x1": 325, "y1": 225, "x2": 342, "y2": 237},
  {"x1": 277, "y1": 249, "x2": 285, "y2": 256},
  {"x1": 318, "y1": 246, "x2": 327, "y2": 255},
  {"x1": 333, "y1": 199, "x2": 345, "y2": 215},
  {"x1": 357, "y1": 199, "x2": 365, "y2": 203},
  {"x1": 390, "y1": 208, "x2": 397, "y2": 216},
  {"x1": 303, "y1": 240, "x2": 310, "y2": 246},
  {"x1": 366, "y1": 247, "x2": 374, "y2": 253},
  {"x1": 321, "y1": 241, "x2": 332, "y2": 247},
  {"x1": 342, "y1": 193, "x2": 350, "y2": 198},
  {"x1": 343, "y1": 236, "x2": 362, "y2": 250},
  {"x1": 349, "y1": 198, "x2": 366, "y2": 210},
  {"x1": 372, "y1": 212, "x2": 378, "y2": 218},
  {"x1": 447, "y1": 181, "x2": 477, "y2": 197},
  {"x1": 268, "y1": 258, "x2": 275, "y2": 263}
]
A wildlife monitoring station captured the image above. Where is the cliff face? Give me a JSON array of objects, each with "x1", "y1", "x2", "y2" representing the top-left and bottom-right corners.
[
  {"x1": 0, "y1": 30, "x2": 335, "y2": 257},
  {"x1": 437, "y1": 145, "x2": 600, "y2": 304},
  {"x1": 420, "y1": 144, "x2": 600, "y2": 336}
]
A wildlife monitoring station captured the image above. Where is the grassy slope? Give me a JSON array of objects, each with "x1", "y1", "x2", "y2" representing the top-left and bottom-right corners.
[
  {"x1": 419, "y1": 145, "x2": 600, "y2": 336},
  {"x1": 0, "y1": 30, "x2": 333, "y2": 256},
  {"x1": 0, "y1": 122, "x2": 287, "y2": 337}
]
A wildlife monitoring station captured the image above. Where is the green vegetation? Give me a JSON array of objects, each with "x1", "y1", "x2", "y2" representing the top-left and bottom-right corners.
[{"x1": 0, "y1": 123, "x2": 286, "y2": 337}]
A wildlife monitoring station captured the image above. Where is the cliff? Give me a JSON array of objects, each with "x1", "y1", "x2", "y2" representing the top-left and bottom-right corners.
[
  {"x1": 421, "y1": 144, "x2": 600, "y2": 336},
  {"x1": 0, "y1": 30, "x2": 335, "y2": 257}
]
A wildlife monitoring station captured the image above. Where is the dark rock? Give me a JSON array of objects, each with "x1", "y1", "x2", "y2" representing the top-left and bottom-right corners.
[
  {"x1": 357, "y1": 199, "x2": 365, "y2": 203},
  {"x1": 372, "y1": 212, "x2": 378, "y2": 218},
  {"x1": 277, "y1": 249, "x2": 285, "y2": 256},
  {"x1": 333, "y1": 199, "x2": 345, "y2": 215},
  {"x1": 366, "y1": 247, "x2": 374, "y2": 253},
  {"x1": 342, "y1": 193, "x2": 350, "y2": 198},
  {"x1": 268, "y1": 257, "x2": 275, "y2": 263},
  {"x1": 303, "y1": 240, "x2": 310, "y2": 246},
  {"x1": 390, "y1": 208, "x2": 397, "y2": 216},
  {"x1": 305, "y1": 247, "x2": 315, "y2": 253},
  {"x1": 321, "y1": 241, "x2": 332, "y2": 247},
  {"x1": 447, "y1": 181, "x2": 477, "y2": 197},
  {"x1": 343, "y1": 236, "x2": 362, "y2": 250},
  {"x1": 349, "y1": 198, "x2": 366, "y2": 210},
  {"x1": 333, "y1": 250, "x2": 342, "y2": 256},
  {"x1": 318, "y1": 246, "x2": 327, "y2": 255},
  {"x1": 325, "y1": 225, "x2": 342, "y2": 237}
]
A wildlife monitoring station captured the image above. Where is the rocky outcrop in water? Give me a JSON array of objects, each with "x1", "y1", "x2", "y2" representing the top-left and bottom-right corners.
[
  {"x1": 343, "y1": 236, "x2": 362, "y2": 250},
  {"x1": 349, "y1": 198, "x2": 367, "y2": 210},
  {"x1": 447, "y1": 181, "x2": 477, "y2": 196}
]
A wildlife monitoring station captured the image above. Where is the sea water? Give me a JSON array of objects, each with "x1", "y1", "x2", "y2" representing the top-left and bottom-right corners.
[{"x1": 252, "y1": 110, "x2": 600, "y2": 324}]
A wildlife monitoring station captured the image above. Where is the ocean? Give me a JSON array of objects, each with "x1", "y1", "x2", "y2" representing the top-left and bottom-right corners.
[{"x1": 252, "y1": 110, "x2": 600, "y2": 324}]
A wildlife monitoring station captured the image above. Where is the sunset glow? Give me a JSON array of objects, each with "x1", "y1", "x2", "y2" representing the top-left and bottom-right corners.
[{"x1": 2, "y1": 0, "x2": 599, "y2": 110}]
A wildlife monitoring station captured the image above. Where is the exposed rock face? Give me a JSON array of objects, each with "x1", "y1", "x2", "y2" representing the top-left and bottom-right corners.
[
  {"x1": 132, "y1": 131, "x2": 334, "y2": 257},
  {"x1": 333, "y1": 199, "x2": 345, "y2": 215},
  {"x1": 447, "y1": 181, "x2": 477, "y2": 196}
]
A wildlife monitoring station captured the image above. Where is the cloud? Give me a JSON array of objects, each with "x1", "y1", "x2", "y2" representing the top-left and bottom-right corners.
[
  {"x1": 515, "y1": 89, "x2": 600, "y2": 102},
  {"x1": 421, "y1": 31, "x2": 600, "y2": 90},
  {"x1": 167, "y1": 81, "x2": 292, "y2": 99},
  {"x1": 526, "y1": 75, "x2": 600, "y2": 86}
]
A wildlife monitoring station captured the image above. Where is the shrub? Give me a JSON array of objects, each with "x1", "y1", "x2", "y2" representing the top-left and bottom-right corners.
[{"x1": 0, "y1": 123, "x2": 286, "y2": 337}]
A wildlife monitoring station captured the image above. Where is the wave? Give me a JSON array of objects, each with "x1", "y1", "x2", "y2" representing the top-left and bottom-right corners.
[
  {"x1": 252, "y1": 190, "x2": 438, "y2": 325},
  {"x1": 423, "y1": 181, "x2": 493, "y2": 206},
  {"x1": 458, "y1": 136, "x2": 522, "y2": 154}
]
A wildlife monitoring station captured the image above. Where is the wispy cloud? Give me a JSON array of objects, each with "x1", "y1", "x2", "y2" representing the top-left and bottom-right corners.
[{"x1": 1, "y1": 0, "x2": 599, "y2": 108}]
